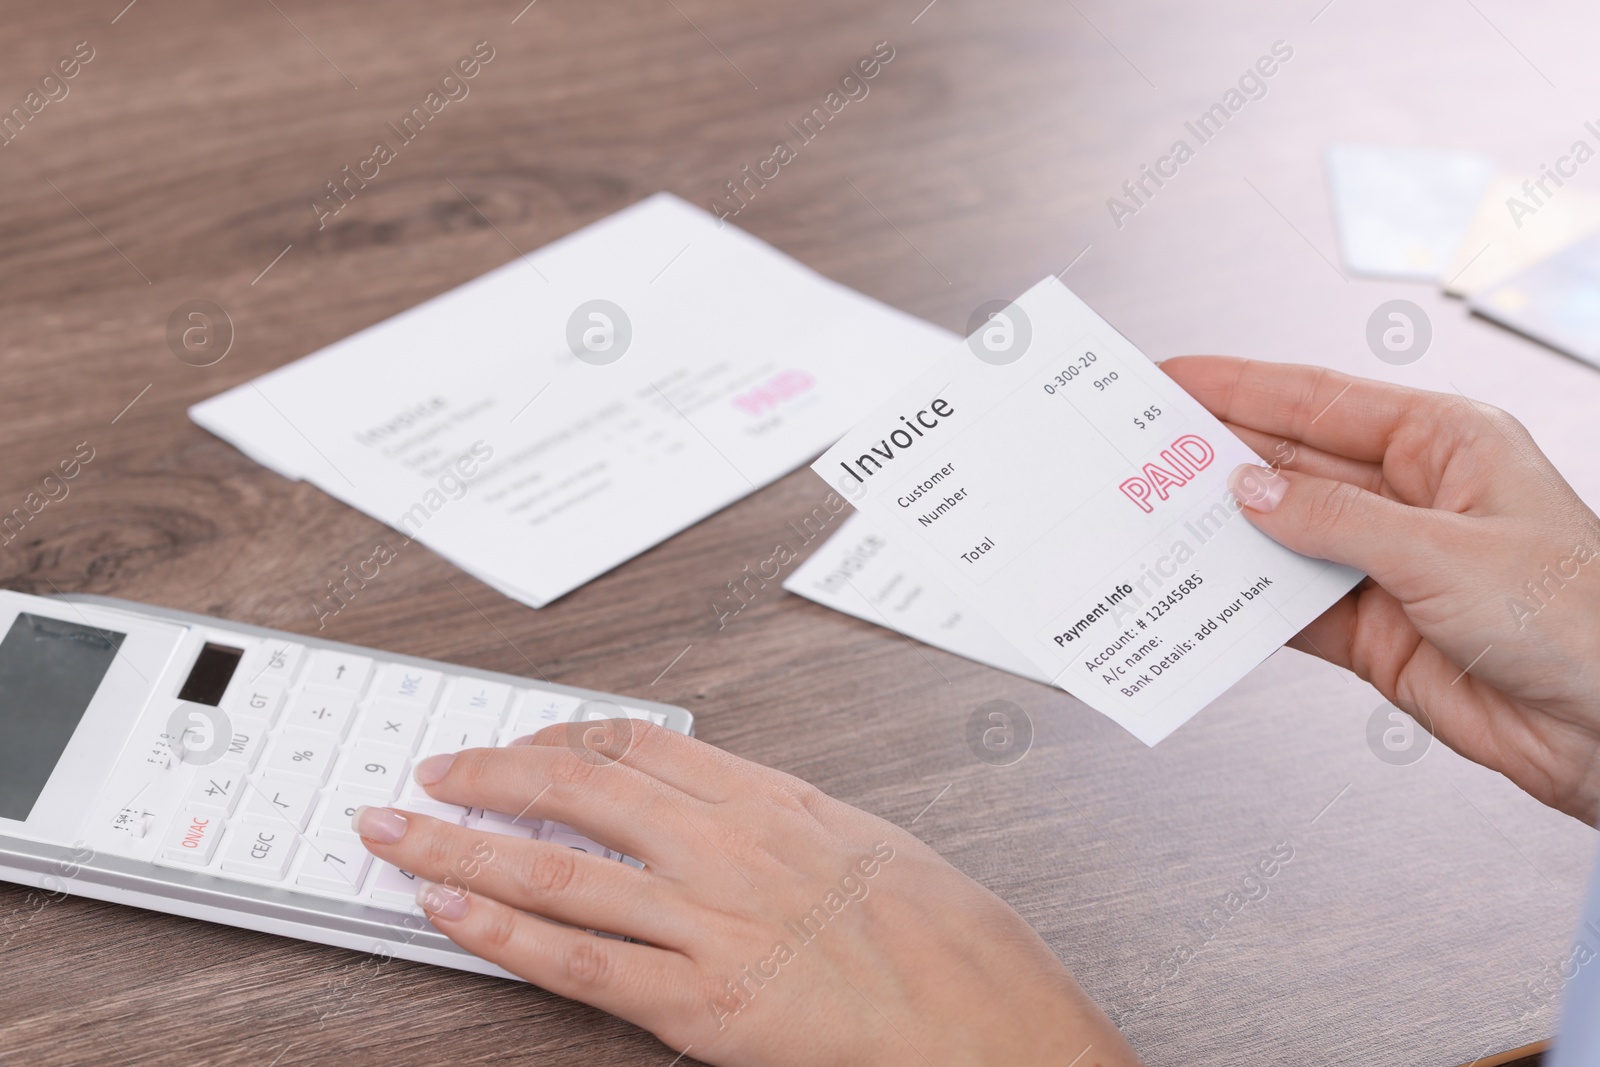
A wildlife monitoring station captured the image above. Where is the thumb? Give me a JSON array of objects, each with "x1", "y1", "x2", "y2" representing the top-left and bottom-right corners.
[{"x1": 1226, "y1": 464, "x2": 1440, "y2": 590}]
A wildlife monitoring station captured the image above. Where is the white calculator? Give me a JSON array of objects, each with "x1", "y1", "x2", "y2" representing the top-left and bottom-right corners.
[{"x1": 0, "y1": 590, "x2": 692, "y2": 979}]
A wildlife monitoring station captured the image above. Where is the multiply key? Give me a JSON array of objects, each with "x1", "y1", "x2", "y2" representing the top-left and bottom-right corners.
[{"x1": 358, "y1": 702, "x2": 426, "y2": 753}]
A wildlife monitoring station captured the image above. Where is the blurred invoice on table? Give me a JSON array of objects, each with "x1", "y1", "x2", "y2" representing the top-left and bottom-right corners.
[
  {"x1": 189, "y1": 193, "x2": 956, "y2": 609},
  {"x1": 814, "y1": 278, "x2": 1362, "y2": 744}
]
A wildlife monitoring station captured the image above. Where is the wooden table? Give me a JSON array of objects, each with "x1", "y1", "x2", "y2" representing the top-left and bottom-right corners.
[{"x1": 1, "y1": 0, "x2": 1596, "y2": 1063}]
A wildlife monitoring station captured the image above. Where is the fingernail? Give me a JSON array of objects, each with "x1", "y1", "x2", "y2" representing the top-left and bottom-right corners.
[
  {"x1": 508, "y1": 734, "x2": 537, "y2": 746},
  {"x1": 352, "y1": 805, "x2": 408, "y2": 843},
  {"x1": 414, "y1": 753, "x2": 455, "y2": 785},
  {"x1": 1229, "y1": 464, "x2": 1287, "y2": 513},
  {"x1": 417, "y1": 881, "x2": 470, "y2": 921}
]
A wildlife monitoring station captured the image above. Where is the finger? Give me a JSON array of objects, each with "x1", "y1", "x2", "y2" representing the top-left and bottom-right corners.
[
  {"x1": 414, "y1": 876, "x2": 698, "y2": 1027},
  {"x1": 1285, "y1": 595, "x2": 1357, "y2": 669},
  {"x1": 1289, "y1": 595, "x2": 1579, "y2": 814},
  {"x1": 355, "y1": 807, "x2": 695, "y2": 949},
  {"x1": 1227, "y1": 464, "x2": 1456, "y2": 599},
  {"x1": 1319, "y1": 599, "x2": 1520, "y2": 766},
  {"x1": 411, "y1": 742, "x2": 702, "y2": 863},
  {"x1": 1223, "y1": 423, "x2": 1387, "y2": 495},
  {"x1": 1163, "y1": 355, "x2": 1455, "y2": 464},
  {"x1": 1282, "y1": 587, "x2": 1444, "y2": 721},
  {"x1": 519, "y1": 719, "x2": 750, "y2": 804},
  {"x1": 1285, "y1": 582, "x2": 1414, "y2": 680}
]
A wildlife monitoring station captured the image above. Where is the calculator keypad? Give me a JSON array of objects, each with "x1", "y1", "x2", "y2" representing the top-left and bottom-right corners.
[
  {"x1": 302, "y1": 649, "x2": 373, "y2": 693},
  {"x1": 185, "y1": 771, "x2": 244, "y2": 817},
  {"x1": 263, "y1": 732, "x2": 337, "y2": 785},
  {"x1": 161, "y1": 811, "x2": 222, "y2": 865},
  {"x1": 372, "y1": 663, "x2": 443, "y2": 707},
  {"x1": 298, "y1": 837, "x2": 373, "y2": 894},
  {"x1": 151, "y1": 643, "x2": 672, "y2": 916},
  {"x1": 222, "y1": 825, "x2": 297, "y2": 879},
  {"x1": 335, "y1": 745, "x2": 409, "y2": 798},
  {"x1": 283, "y1": 693, "x2": 357, "y2": 739},
  {"x1": 249, "y1": 642, "x2": 305, "y2": 686},
  {"x1": 242, "y1": 779, "x2": 319, "y2": 831},
  {"x1": 359, "y1": 704, "x2": 427, "y2": 750},
  {"x1": 220, "y1": 719, "x2": 269, "y2": 769}
]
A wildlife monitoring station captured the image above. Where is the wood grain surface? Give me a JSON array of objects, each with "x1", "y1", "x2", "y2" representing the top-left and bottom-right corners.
[{"x1": 1, "y1": 0, "x2": 1597, "y2": 1064}]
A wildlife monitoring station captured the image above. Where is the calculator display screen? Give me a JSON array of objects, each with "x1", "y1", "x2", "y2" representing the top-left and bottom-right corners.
[{"x1": 0, "y1": 613, "x2": 125, "y2": 821}]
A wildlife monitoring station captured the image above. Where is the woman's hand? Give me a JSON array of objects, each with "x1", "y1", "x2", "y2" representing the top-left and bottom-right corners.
[
  {"x1": 356, "y1": 723, "x2": 1141, "y2": 1067},
  {"x1": 1164, "y1": 355, "x2": 1600, "y2": 822}
]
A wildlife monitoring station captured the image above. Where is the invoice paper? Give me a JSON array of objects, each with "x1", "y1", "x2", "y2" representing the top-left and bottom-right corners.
[
  {"x1": 190, "y1": 193, "x2": 957, "y2": 607},
  {"x1": 812, "y1": 277, "x2": 1362, "y2": 744},
  {"x1": 782, "y1": 512, "x2": 1049, "y2": 683}
]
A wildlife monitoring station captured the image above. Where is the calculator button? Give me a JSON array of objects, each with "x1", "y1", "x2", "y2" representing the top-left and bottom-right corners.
[
  {"x1": 423, "y1": 715, "x2": 495, "y2": 757},
  {"x1": 445, "y1": 678, "x2": 511, "y2": 719},
  {"x1": 226, "y1": 683, "x2": 286, "y2": 725},
  {"x1": 511, "y1": 691, "x2": 580, "y2": 735},
  {"x1": 262, "y1": 732, "x2": 337, "y2": 785},
  {"x1": 219, "y1": 718, "x2": 269, "y2": 769},
  {"x1": 372, "y1": 664, "x2": 443, "y2": 708},
  {"x1": 544, "y1": 829, "x2": 610, "y2": 859},
  {"x1": 395, "y1": 775, "x2": 456, "y2": 808},
  {"x1": 488, "y1": 806, "x2": 544, "y2": 831},
  {"x1": 247, "y1": 642, "x2": 304, "y2": 686},
  {"x1": 303, "y1": 650, "x2": 373, "y2": 694},
  {"x1": 283, "y1": 692, "x2": 356, "y2": 739},
  {"x1": 336, "y1": 745, "x2": 410, "y2": 800},
  {"x1": 297, "y1": 837, "x2": 373, "y2": 894},
  {"x1": 396, "y1": 780, "x2": 471, "y2": 822},
  {"x1": 241, "y1": 779, "x2": 319, "y2": 832},
  {"x1": 358, "y1": 702, "x2": 427, "y2": 753},
  {"x1": 370, "y1": 864, "x2": 423, "y2": 910},
  {"x1": 400, "y1": 798, "x2": 470, "y2": 825},
  {"x1": 466, "y1": 815, "x2": 535, "y2": 838},
  {"x1": 185, "y1": 770, "x2": 244, "y2": 817},
  {"x1": 576, "y1": 704, "x2": 622, "y2": 722},
  {"x1": 161, "y1": 811, "x2": 223, "y2": 865},
  {"x1": 315, "y1": 793, "x2": 369, "y2": 843},
  {"x1": 623, "y1": 706, "x2": 670, "y2": 726},
  {"x1": 221, "y1": 824, "x2": 298, "y2": 880}
]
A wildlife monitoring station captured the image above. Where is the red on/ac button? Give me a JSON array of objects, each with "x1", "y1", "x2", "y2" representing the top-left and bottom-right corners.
[{"x1": 160, "y1": 810, "x2": 222, "y2": 865}]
